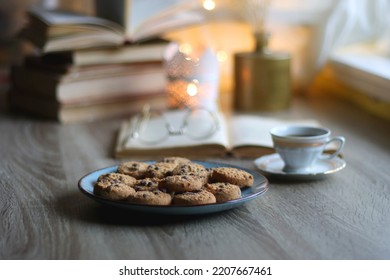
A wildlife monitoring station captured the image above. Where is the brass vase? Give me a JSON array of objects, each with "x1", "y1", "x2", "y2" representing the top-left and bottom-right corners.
[{"x1": 234, "y1": 32, "x2": 291, "y2": 111}]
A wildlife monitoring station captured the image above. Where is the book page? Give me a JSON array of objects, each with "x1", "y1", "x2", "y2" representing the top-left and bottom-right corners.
[
  {"x1": 230, "y1": 115, "x2": 320, "y2": 148},
  {"x1": 330, "y1": 43, "x2": 390, "y2": 103},
  {"x1": 130, "y1": 0, "x2": 202, "y2": 41},
  {"x1": 30, "y1": 7, "x2": 123, "y2": 32},
  {"x1": 120, "y1": 109, "x2": 229, "y2": 151}
]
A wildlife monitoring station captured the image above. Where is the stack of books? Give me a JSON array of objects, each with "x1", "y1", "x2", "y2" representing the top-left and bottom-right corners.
[
  {"x1": 9, "y1": 7, "x2": 171, "y2": 123},
  {"x1": 310, "y1": 43, "x2": 390, "y2": 121}
]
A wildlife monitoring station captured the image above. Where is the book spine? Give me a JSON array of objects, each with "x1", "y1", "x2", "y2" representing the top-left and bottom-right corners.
[
  {"x1": 11, "y1": 65, "x2": 167, "y2": 104},
  {"x1": 10, "y1": 90, "x2": 168, "y2": 124},
  {"x1": 11, "y1": 66, "x2": 59, "y2": 97},
  {"x1": 9, "y1": 91, "x2": 60, "y2": 120},
  {"x1": 73, "y1": 44, "x2": 166, "y2": 66}
]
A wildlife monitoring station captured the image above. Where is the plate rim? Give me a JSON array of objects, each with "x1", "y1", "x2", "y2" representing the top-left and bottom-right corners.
[{"x1": 78, "y1": 160, "x2": 269, "y2": 215}]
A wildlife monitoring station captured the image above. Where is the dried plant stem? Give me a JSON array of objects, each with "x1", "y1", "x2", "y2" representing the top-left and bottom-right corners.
[{"x1": 240, "y1": 0, "x2": 271, "y2": 52}]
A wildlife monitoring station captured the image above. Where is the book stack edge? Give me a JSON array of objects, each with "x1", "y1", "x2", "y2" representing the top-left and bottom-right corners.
[{"x1": 9, "y1": 8, "x2": 170, "y2": 123}]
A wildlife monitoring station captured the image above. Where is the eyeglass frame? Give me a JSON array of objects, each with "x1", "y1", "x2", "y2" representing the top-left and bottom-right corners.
[{"x1": 122, "y1": 104, "x2": 221, "y2": 145}]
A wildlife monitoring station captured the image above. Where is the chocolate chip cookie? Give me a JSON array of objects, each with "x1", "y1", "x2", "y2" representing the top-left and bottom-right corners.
[
  {"x1": 209, "y1": 167, "x2": 254, "y2": 188},
  {"x1": 173, "y1": 162, "x2": 209, "y2": 184},
  {"x1": 94, "y1": 172, "x2": 136, "y2": 200},
  {"x1": 158, "y1": 156, "x2": 191, "y2": 166},
  {"x1": 159, "y1": 175, "x2": 204, "y2": 193},
  {"x1": 172, "y1": 189, "x2": 216, "y2": 205},
  {"x1": 117, "y1": 161, "x2": 149, "y2": 179},
  {"x1": 204, "y1": 182, "x2": 241, "y2": 203},
  {"x1": 145, "y1": 162, "x2": 177, "y2": 179},
  {"x1": 133, "y1": 177, "x2": 160, "y2": 192},
  {"x1": 127, "y1": 190, "x2": 172, "y2": 205}
]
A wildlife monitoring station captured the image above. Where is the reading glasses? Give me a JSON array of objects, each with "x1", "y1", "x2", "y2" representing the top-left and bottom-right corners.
[{"x1": 128, "y1": 105, "x2": 220, "y2": 144}]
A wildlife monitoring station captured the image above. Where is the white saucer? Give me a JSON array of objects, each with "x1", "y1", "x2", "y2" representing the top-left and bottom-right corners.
[{"x1": 254, "y1": 153, "x2": 346, "y2": 180}]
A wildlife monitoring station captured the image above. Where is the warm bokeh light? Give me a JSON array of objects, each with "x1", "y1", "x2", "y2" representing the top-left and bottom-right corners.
[
  {"x1": 179, "y1": 43, "x2": 193, "y2": 55},
  {"x1": 187, "y1": 80, "x2": 199, "y2": 96},
  {"x1": 202, "y1": 0, "x2": 216, "y2": 11},
  {"x1": 216, "y1": 49, "x2": 228, "y2": 62}
]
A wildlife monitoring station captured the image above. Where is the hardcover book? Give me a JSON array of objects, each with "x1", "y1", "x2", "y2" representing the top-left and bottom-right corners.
[
  {"x1": 19, "y1": 5, "x2": 200, "y2": 53},
  {"x1": 11, "y1": 61, "x2": 166, "y2": 105},
  {"x1": 9, "y1": 91, "x2": 167, "y2": 124}
]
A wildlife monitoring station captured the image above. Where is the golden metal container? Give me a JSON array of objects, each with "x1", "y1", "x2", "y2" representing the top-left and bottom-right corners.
[{"x1": 234, "y1": 46, "x2": 291, "y2": 111}]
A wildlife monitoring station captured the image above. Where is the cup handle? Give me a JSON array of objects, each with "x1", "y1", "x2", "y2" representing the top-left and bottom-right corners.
[{"x1": 320, "y1": 136, "x2": 345, "y2": 160}]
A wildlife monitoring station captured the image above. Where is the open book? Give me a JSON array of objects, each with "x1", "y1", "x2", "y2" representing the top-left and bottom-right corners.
[
  {"x1": 95, "y1": 0, "x2": 202, "y2": 42},
  {"x1": 21, "y1": 2, "x2": 240, "y2": 53},
  {"x1": 115, "y1": 110, "x2": 320, "y2": 158},
  {"x1": 20, "y1": 8, "x2": 126, "y2": 53}
]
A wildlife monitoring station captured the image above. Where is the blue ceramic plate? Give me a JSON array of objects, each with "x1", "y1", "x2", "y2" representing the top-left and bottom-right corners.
[{"x1": 78, "y1": 161, "x2": 269, "y2": 215}]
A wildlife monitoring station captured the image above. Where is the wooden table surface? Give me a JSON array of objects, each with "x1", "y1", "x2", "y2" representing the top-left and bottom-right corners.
[{"x1": 1, "y1": 94, "x2": 389, "y2": 260}]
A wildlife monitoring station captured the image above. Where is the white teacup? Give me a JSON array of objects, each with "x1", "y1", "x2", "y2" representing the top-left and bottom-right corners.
[{"x1": 270, "y1": 126, "x2": 345, "y2": 173}]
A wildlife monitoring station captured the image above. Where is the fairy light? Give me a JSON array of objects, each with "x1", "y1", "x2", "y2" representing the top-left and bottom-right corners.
[
  {"x1": 166, "y1": 44, "x2": 219, "y2": 110},
  {"x1": 179, "y1": 43, "x2": 192, "y2": 55},
  {"x1": 202, "y1": 0, "x2": 216, "y2": 11},
  {"x1": 186, "y1": 80, "x2": 199, "y2": 96},
  {"x1": 216, "y1": 49, "x2": 228, "y2": 62}
]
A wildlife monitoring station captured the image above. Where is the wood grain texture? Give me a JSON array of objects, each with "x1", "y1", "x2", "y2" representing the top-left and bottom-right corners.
[{"x1": 0, "y1": 95, "x2": 389, "y2": 260}]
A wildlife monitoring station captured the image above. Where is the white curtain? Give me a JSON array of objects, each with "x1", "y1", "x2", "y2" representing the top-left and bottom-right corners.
[{"x1": 269, "y1": 0, "x2": 390, "y2": 68}]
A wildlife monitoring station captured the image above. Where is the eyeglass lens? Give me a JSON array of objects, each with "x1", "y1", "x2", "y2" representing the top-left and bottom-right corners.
[
  {"x1": 137, "y1": 111, "x2": 169, "y2": 143},
  {"x1": 136, "y1": 108, "x2": 219, "y2": 144},
  {"x1": 183, "y1": 109, "x2": 218, "y2": 140}
]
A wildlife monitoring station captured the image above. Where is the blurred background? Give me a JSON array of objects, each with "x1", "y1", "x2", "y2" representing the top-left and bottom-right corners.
[{"x1": 1, "y1": 0, "x2": 389, "y2": 118}]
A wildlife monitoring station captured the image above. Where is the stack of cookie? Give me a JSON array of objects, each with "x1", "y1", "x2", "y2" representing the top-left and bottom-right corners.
[{"x1": 94, "y1": 157, "x2": 254, "y2": 206}]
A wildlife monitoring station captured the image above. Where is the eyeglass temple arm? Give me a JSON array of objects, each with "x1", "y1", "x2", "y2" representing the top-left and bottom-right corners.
[{"x1": 121, "y1": 104, "x2": 152, "y2": 146}]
